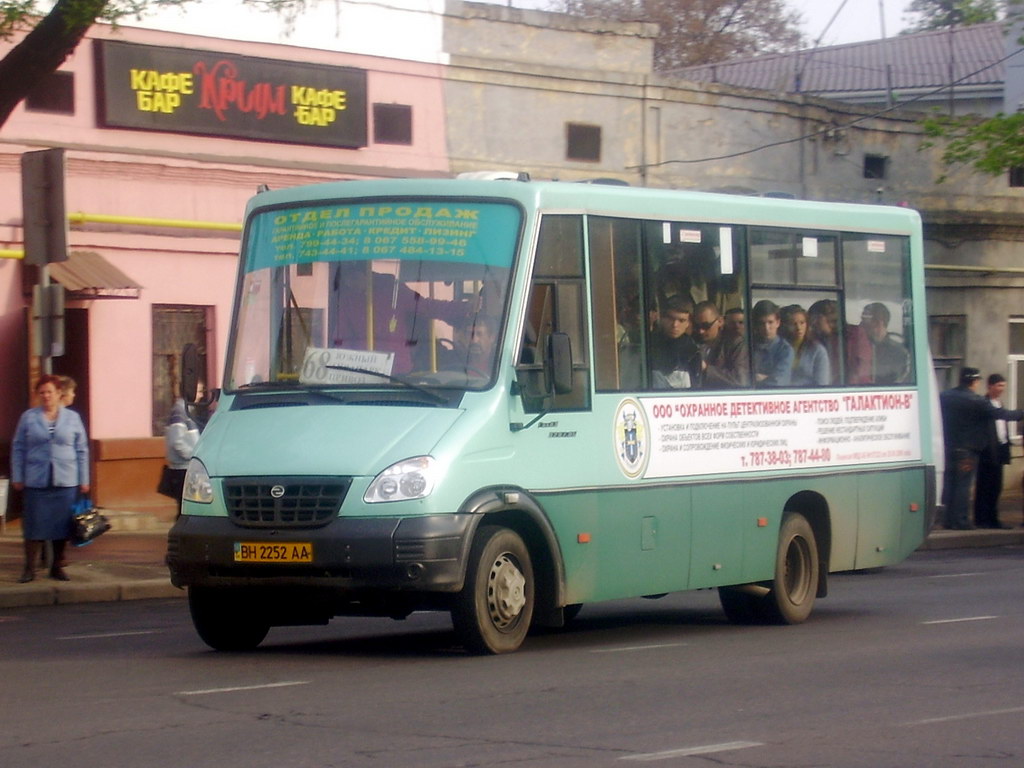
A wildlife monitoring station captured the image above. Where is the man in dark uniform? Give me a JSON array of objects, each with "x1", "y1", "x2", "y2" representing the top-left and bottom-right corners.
[
  {"x1": 939, "y1": 368, "x2": 1023, "y2": 530},
  {"x1": 974, "y1": 373, "x2": 1014, "y2": 528}
]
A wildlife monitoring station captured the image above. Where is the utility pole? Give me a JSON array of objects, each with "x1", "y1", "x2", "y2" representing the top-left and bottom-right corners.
[{"x1": 879, "y1": 0, "x2": 894, "y2": 108}]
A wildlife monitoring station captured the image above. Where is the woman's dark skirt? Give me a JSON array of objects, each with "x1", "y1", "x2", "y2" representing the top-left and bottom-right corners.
[{"x1": 22, "y1": 486, "x2": 76, "y2": 540}]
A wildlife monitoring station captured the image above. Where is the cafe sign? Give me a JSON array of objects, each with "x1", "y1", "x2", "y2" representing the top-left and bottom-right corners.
[{"x1": 94, "y1": 40, "x2": 368, "y2": 148}]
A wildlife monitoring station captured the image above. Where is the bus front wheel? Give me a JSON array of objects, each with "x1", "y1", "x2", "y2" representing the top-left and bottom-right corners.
[
  {"x1": 718, "y1": 512, "x2": 819, "y2": 625},
  {"x1": 452, "y1": 525, "x2": 535, "y2": 654},
  {"x1": 189, "y1": 587, "x2": 270, "y2": 651}
]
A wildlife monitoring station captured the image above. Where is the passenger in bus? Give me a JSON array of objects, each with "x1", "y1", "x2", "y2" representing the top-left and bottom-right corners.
[
  {"x1": 615, "y1": 282, "x2": 643, "y2": 346},
  {"x1": 860, "y1": 302, "x2": 910, "y2": 384},
  {"x1": 447, "y1": 315, "x2": 498, "y2": 377},
  {"x1": 723, "y1": 306, "x2": 745, "y2": 341},
  {"x1": 807, "y1": 299, "x2": 841, "y2": 383},
  {"x1": 751, "y1": 300, "x2": 793, "y2": 387},
  {"x1": 781, "y1": 305, "x2": 830, "y2": 386},
  {"x1": 845, "y1": 317, "x2": 874, "y2": 385},
  {"x1": 649, "y1": 295, "x2": 700, "y2": 389},
  {"x1": 694, "y1": 301, "x2": 750, "y2": 389},
  {"x1": 331, "y1": 261, "x2": 469, "y2": 373}
]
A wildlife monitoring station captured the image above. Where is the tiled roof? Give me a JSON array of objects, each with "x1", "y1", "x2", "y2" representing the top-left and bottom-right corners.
[{"x1": 671, "y1": 23, "x2": 1008, "y2": 96}]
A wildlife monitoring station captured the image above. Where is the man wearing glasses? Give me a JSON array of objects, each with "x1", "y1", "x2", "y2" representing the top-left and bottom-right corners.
[{"x1": 693, "y1": 301, "x2": 750, "y2": 389}]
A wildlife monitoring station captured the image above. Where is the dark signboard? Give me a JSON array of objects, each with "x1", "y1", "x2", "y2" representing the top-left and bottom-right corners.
[{"x1": 95, "y1": 40, "x2": 367, "y2": 148}]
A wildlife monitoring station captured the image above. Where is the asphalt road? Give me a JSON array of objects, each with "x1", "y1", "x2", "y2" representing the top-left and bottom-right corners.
[{"x1": 1, "y1": 546, "x2": 1022, "y2": 768}]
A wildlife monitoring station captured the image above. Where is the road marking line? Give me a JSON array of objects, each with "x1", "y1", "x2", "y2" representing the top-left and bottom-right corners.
[
  {"x1": 620, "y1": 741, "x2": 763, "y2": 761},
  {"x1": 921, "y1": 615, "x2": 997, "y2": 625},
  {"x1": 905, "y1": 706, "x2": 1024, "y2": 726},
  {"x1": 58, "y1": 630, "x2": 162, "y2": 640},
  {"x1": 591, "y1": 643, "x2": 688, "y2": 653},
  {"x1": 176, "y1": 681, "x2": 310, "y2": 696},
  {"x1": 929, "y1": 572, "x2": 984, "y2": 579}
]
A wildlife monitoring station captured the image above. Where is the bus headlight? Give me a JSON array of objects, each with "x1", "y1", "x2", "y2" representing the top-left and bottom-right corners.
[
  {"x1": 182, "y1": 458, "x2": 214, "y2": 504},
  {"x1": 364, "y1": 456, "x2": 436, "y2": 503}
]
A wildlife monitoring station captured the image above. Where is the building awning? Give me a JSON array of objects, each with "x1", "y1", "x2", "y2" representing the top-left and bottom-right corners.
[{"x1": 49, "y1": 251, "x2": 142, "y2": 299}]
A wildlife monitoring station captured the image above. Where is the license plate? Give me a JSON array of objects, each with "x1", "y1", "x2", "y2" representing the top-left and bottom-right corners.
[{"x1": 234, "y1": 542, "x2": 313, "y2": 563}]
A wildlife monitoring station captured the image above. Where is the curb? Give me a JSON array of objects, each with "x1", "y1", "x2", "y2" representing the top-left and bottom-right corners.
[
  {"x1": 917, "y1": 528, "x2": 1024, "y2": 551},
  {"x1": 0, "y1": 577, "x2": 183, "y2": 609}
]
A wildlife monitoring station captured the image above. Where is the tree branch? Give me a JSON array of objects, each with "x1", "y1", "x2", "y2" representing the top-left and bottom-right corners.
[{"x1": 0, "y1": 0, "x2": 107, "y2": 127}]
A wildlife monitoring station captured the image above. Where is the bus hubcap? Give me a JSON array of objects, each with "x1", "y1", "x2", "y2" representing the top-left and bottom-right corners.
[{"x1": 487, "y1": 553, "x2": 526, "y2": 628}]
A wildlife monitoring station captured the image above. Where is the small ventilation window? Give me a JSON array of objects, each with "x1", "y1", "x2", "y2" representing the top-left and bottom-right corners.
[
  {"x1": 863, "y1": 154, "x2": 888, "y2": 180},
  {"x1": 373, "y1": 103, "x2": 413, "y2": 145},
  {"x1": 25, "y1": 71, "x2": 75, "y2": 115},
  {"x1": 567, "y1": 123, "x2": 601, "y2": 162}
]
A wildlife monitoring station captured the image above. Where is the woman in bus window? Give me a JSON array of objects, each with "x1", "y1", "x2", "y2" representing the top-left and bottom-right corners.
[{"x1": 782, "y1": 305, "x2": 830, "y2": 387}]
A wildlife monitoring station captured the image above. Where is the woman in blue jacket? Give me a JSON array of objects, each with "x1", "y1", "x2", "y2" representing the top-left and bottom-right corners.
[{"x1": 10, "y1": 375, "x2": 90, "y2": 582}]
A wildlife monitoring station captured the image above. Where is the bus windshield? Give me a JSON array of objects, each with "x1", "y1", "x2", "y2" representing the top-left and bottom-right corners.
[{"x1": 227, "y1": 199, "x2": 521, "y2": 392}]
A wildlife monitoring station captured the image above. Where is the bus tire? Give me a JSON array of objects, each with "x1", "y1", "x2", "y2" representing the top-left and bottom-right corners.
[
  {"x1": 189, "y1": 587, "x2": 270, "y2": 652},
  {"x1": 764, "y1": 512, "x2": 818, "y2": 624},
  {"x1": 452, "y1": 525, "x2": 534, "y2": 654},
  {"x1": 718, "y1": 512, "x2": 818, "y2": 625}
]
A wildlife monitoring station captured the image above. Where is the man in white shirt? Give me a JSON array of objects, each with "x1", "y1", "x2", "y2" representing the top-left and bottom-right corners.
[{"x1": 974, "y1": 373, "x2": 1013, "y2": 528}]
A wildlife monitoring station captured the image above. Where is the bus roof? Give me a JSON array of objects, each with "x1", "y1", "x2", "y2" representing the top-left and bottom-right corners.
[{"x1": 246, "y1": 178, "x2": 922, "y2": 237}]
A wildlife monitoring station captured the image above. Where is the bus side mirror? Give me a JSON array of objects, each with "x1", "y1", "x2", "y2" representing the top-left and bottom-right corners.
[{"x1": 546, "y1": 332, "x2": 573, "y2": 395}]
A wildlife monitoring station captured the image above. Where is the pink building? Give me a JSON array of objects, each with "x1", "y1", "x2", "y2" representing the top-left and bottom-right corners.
[{"x1": 0, "y1": 23, "x2": 448, "y2": 512}]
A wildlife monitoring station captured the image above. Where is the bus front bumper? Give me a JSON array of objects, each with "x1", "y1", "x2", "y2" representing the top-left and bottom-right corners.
[{"x1": 166, "y1": 514, "x2": 475, "y2": 592}]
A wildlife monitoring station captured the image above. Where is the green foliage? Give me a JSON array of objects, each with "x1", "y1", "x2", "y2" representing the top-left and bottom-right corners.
[
  {"x1": 903, "y1": 0, "x2": 1003, "y2": 33},
  {"x1": 0, "y1": 2, "x2": 36, "y2": 39},
  {"x1": 921, "y1": 112, "x2": 1024, "y2": 180}
]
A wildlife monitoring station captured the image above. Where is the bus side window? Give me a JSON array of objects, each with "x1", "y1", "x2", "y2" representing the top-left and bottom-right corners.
[
  {"x1": 842, "y1": 235, "x2": 914, "y2": 386},
  {"x1": 590, "y1": 217, "x2": 644, "y2": 391},
  {"x1": 516, "y1": 215, "x2": 591, "y2": 412},
  {"x1": 648, "y1": 222, "x2": 747, "y2": 391},
  {"x1": 749, "y1": 229, "x2": 844, "y2": 388}
]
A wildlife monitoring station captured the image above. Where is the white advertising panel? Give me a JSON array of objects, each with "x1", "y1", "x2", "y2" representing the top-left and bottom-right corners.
[{"x1": 614, "y1": 391, "x2": 921, "y2": 479}]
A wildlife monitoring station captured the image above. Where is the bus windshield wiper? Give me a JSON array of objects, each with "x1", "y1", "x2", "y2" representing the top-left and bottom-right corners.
[
  {"x1": 323, "y1": 364, "x2": 449, "y2": 404},
  {"x1": 234, "y1": 380, "x2": 302, "y2": 391}
]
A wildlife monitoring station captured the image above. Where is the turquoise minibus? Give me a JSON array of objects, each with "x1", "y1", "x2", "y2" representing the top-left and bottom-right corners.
[{"x1": 166, "y1": 177, "x2": 937, "y2": 653}]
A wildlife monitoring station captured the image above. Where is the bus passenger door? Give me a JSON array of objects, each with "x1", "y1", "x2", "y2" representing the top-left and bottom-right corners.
[
  {"x1": 511, "y1": 214, "x2": 592, "y2": 457},
  {"x1": 510, "y1": 215, "x2": 605, "y2": 600}
]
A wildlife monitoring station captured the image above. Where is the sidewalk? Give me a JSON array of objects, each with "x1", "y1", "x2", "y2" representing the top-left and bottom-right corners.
[
  {"x1": 1, "y1": 480, "x2": 1022, "y2": 609},
  {"x1": 921, "y1": 456, "x2": 1024, "y2": 550},
  {"x1": 0, "y1": 510, "x2": 180, "y2": 609}
]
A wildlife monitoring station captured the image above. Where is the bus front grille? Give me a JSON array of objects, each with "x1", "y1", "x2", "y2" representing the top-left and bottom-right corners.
[{"x1": 224, "y1": 477, "x2": 351, "y2": 528}]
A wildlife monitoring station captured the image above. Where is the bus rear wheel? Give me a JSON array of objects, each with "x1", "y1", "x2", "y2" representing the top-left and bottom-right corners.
[
  {"x1": 189, "y1": 587, "x2": 270, "y2": 651},
  {"x1": 452, "y1": 525, "x2": 534, "y2": 654},
  {"x1": 718, "y1": 512, "x2": 819, "y2": 625}
]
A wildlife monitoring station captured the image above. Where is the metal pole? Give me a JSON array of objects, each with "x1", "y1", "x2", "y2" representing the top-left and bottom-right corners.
[
  {"x1": 879, "y1": 0, "x2": 894, "y2": 108},
  {"x1": 40, "y1": 264, "x2": 52, "y2": 375}
]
